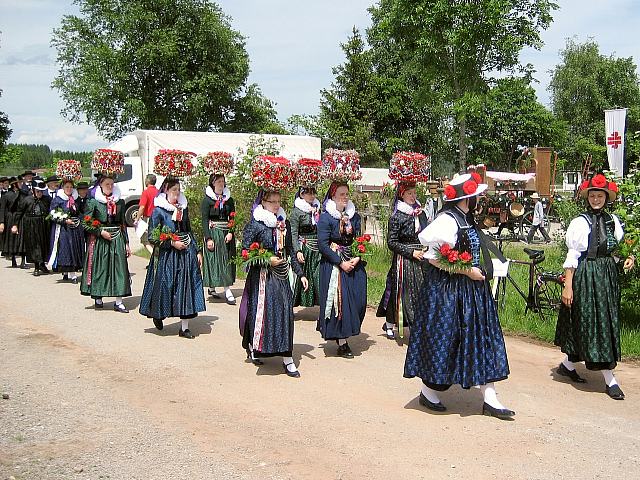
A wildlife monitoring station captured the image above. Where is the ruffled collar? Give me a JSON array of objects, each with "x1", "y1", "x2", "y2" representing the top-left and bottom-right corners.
[
  {"x1": 93, "y1": 184, "x2": 121, "y2": 204},
  {"x1": 294, "y1": 196, "x2": 320, "y2": 214},
  {"x1": 56, "y1": 189, "x2": 78, "y2": 201},
  {"x1": 325, "y1": 199, "x2": 355, "y2": 220},
  {"x1": 205, "y1": 186, "x2": 231, "y2": 202},
  {"x1": 253, "y1": 204, "x2": 286, "y2": 228},
  {"x1": 154, "y1": 192, "x2": 188, "y2": 212},
  {"x1": 396, "y1": 200, "x2": 422, "y2": 216}
]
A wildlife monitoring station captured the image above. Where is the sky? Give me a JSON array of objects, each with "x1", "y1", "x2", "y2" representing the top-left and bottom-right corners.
[{"x1": 0, "y1": 0, "x2": 639, "y2": 152}]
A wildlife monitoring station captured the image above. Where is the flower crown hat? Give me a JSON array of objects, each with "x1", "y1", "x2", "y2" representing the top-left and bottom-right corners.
[
  {"x1": 443, "y1": 173, "x2": 488, "y2": 202},
  {"x1": 388, "y1": 151, "x2": 431, "y2": 183},
  {"x1": 92, "y1": 148, "x2": 125, "y2": 176},
  {"x1": 251, "y1": 155, "x2": 297, "y2": 191},
  {"x1": 202, "y1": 151, "x2": 234, "y2": 176},
  {"x1": 322, "y1": 148, "x2": 362, "y2": 182},
  {"x1": 296, "y1": 158, "x2": 323, "y2": 188},
  {"x1": 55, "y1": 159, "x2": 83, "y2": 181},
  {"x1": 579, "y1": 173, "x2": 618, "y2": 202},
  {"x1": 153, "y1": 149, "x2": 196, "y2": 178}
]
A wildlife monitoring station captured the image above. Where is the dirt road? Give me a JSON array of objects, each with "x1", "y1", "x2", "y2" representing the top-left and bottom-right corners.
[{"x1": 1, "y1": 251, "x2": 640, "y2": 480}]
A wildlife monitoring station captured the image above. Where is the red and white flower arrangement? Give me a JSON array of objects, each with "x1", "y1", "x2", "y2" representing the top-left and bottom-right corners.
[
  {"x1": 296, "y1": 158, "x2": 323, "y2": 187},
  {"x1": 201, "y1": 151, "x2": 234, "y2": 176},
  {"x1": 322, "y1": 149, "x2": 362, "y2": 182},
  {"x1": 388, "y1": 151, "x2": 431, "y2": 183},
  {"x1": 351, "y1": 234, "x2": 372, "y2": 258},
  {"x1": 435, "y1": 243, "x2": 473, "y2": 273},
  {"x1": 153, "y1": 149, "x2": 196, "y2": 177},
  {"x1": 55, "y1": 159, "x2": 83, "y2": 181},
  {"x1": 92, "y1": 149, "x2": 125, "y2": 175},
  {"x1": 251, "y1": 155, "x2": 297, "y2": 191}
]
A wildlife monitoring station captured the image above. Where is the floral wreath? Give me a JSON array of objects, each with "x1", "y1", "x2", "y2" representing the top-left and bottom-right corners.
[
  {"x1": 201, "y1": 151, "x2": 234, "y2": 176},
  {"x1": 55, "y1": 159, "x2": 83, "y2": 181},
  {"x1": 153, "y1": 149, "x2": 196, "y2": 178},
  {"x1": 251, "y1": 155, "x2": 297, "y2": 190},
  {"x1": 322, "y1": 148, "x2": 362, "y2": 182},
  {"x1": 92, "y1": 149, "x2": 125, "y2": 175},
  {"x1": 296, "y1": 158, "x2": 323, "y2": 187},
  {"x1": 388, "y1": 151, "x2": 431, "y2": 183}
]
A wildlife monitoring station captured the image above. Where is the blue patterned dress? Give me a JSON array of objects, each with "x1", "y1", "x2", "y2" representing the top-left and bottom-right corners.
[
  {"x1": 139, "y1": 205, "x2": 206, "y2": 321},
  {"x1": 404, "y1": 207, "x2": 510, "y2": 389},
  {"x1": 48, "y1": 192, "x2": 84, "y2": 272}
]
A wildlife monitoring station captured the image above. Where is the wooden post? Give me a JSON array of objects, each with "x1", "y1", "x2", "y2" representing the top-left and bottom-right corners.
[{"x1": 534, "y1": 147, "x2": 552, "y2": 197}]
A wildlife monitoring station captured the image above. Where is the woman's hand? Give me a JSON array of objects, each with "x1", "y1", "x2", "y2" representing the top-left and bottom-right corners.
[
  {"x1": 624, "y1": 256, "x2": 635, "y2": 272},
  {"x1": 125, "y1": 244, "x2": 131, "y2": 258},
  {"x1": 197, "y1": 252, "x2": 203, "y2": 269},
  {"x1": 270, "y1": 256, "x2": 284, "y2": 267},
  {"x1": 561, "y1": 285, "x2": 573, "y2": 307},
  {"x1": 10, "y1": 225, "x2": 18, "y2": 234},
  {"x1": 465, "y1": 267, "x2": 485, "y2": 281},
  {"x1": 340, "y1": 260, "x2": 354, "y2": 272},
  {"x1": 172, "y1": 240, "x2": 186, "y2": 251},
  {"x1": 206, "y1": 239, "x2": 215, "y2": 251},
  {"x1": 412, "y1": 249, "x2": 424, "y2": 261},
  {"x1": 225, "y1": 233, "x2": 233, "y2": 244},
  {"x1": 0, "y1": 223, "x2": 4, "y2": 234},
  {"x1": 350, "y1": 256, "x2": 360, "y2": 267},
  {"x1": 100, "y1": 230, "x2": 112, "y2": 241},
  {"x1": 301, "y1": 276, "x2": 309, "y2": 291},
  {"x1": 296, "y1": 252, "x2": 305, "y2": 264}
]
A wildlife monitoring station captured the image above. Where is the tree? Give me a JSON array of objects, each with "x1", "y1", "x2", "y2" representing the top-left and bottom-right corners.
[
  {"x1": 465, "y1": 77, "x2": 567, "y2": 171},
  {"x1": 549, "y1": 39, "x2": 640, "y2": 170},
  {"x1": 369, "y1": 0, "x2": 557, "y2": 170},
  {"x1": 52, "y1": 0, "x2": 282, "y2": 141},
  {"x1": 0, "y1": 90, "x2": 10, "y2": 153}
]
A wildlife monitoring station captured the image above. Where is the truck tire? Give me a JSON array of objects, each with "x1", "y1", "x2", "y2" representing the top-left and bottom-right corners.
[{"x1": 124, "y1": 203, "x2": 139, "y2": 227}]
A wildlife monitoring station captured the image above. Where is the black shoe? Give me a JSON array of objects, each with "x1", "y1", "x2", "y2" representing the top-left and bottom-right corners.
[
  {"x1": 62, "y1": 273, "x2": 68, "y2": 280},
  {"x1": 40, "y1": 265, "x2": 50, "y2": 274},
  {"x1": 71, "y1": 277, "x2": 78, "y2": 284},
  {"x1": 94, "y1": 299, "x2": 104, "y2": 309},
  {"x1": 113, "y1": 303, "x2": 129, "y2": 313},
  {"x1": 20, "y1": 263, "x2": 29, "y2": 269},
  {"x1": 153, "y1": 318, "x2": 164, "y2": 331},
  {"x1": 179, "y1": 328, "x2": 195, "y2": 339},
  {"x1": 418, "y1": 392, "x2": 446, "y2": 412},
  {"x1": 482, "y1": 402, "x2": 515, "y2": 420},
  {"x1": 208, "y1": 289, "x2": 220, "y2": 298},
  {"x1": 336, "y1": 342, "x2": 354, "y2": 358},
  {"x1": 11, "y1": 259, "x2": 17, "y2": 268},
  {"x1": 557, "y1": 363, "x2": 586, "y2": 383},
  {"x1": 605, "y1": 384, "x2": 625, "y2": 400},
  {"x1": 33, "y1": 269, "x2": 40, "y2": 277},
  {"x1": 226, "y1": 296, "x2": 237, "y2": 305},
  {"x1": 282, "y1": 362, "x2": 301, "y2": 378},
  {"x1": 382, "y1": 323, "x2": 395, "y2": 340},
  {"x1": 246, "y1": 348, "x2": 263, "y2": 365}
]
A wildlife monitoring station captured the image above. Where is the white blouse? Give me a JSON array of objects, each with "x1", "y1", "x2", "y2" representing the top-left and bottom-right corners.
[
  {"x1": 418, "y1": 213, "x2": 459, "y2": 260},
  {"x1": 563, "y1": 214, "x2": 624, "y2": 269}
]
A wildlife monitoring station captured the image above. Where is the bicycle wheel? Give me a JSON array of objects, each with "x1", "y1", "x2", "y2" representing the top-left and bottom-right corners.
[{"x1": 534, "y1": 276, "x2": 563, "y2": 321}]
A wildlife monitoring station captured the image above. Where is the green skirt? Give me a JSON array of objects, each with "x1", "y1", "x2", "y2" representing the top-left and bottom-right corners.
[
  {"x1": 554, "y1": 256, "x2": 620, "y2": 369},
  {"x1": 293, "y1": 238, "x2": 321, "y2": 307},
  {"x1": 202, "y1": 226, "x2": 236, "y2": 288},
  {"x1": 80, "y1": 231, "x2": 132, "y2": 298}
]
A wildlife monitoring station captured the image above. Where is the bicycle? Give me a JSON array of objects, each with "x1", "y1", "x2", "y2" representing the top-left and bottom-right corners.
[{"x1": 492, "y1": 235, "x2": 564, "y2": 322}]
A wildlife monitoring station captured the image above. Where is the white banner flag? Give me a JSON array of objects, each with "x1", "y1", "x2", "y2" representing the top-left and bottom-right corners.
[{"x1": 605, "y1": 108, "x2": 627, "y2": 177}]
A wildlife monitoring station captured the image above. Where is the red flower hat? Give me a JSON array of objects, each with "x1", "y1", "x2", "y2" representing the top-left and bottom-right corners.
[
  {"x1": 251, "y1": 155, "x2": 297, "y2": 191},
  {"x1": 579, "y1": 174, "x2": 618, "y2": 201},
  {"x1": 296, "y1": 158, "x2": 323, "y2": 187},
  {"x1": 388, "y1": 151, "x2": 431, "y2": 183},
  {"x1": 322, "y1": 149, "x2": 362, "y2": 182},
  {"x1": 202, "y1": 151, "x2": 233, "y2": 176},
  {"x1": 442, "y1": 173, "x2": 488, "y2": 202},
  {"x1": 92, "y1": 148, "x2": 125, "y2": 176},
  {"x1": 153, "y1": 149, "x2": 196, "y2": 178}
]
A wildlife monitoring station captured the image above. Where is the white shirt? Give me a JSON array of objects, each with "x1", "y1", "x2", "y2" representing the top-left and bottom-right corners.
[
  {"x1": 418, "y1": 213, "x2": 459, "y2": 260},
  {"x1": 563, "y1": 213, "x2": 624, "y2": 269},
  {"x1": 532, "y1": 201, "x2": 544, "y2": 226}
]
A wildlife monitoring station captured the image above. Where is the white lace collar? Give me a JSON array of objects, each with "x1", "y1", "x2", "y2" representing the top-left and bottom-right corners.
[
  {"x1": 154, "y1": 192, "x2": 188, "y2": 212},
  {"x1": 396, "y1": 200, "x2": 422, "y2": 215},
  {"x1": 294, "y1": 196, "x2": 320, "y2": 214},
  {"x1": 205, "y1": 186, "x2": 231, "y2": 202},
  {"x1": 253, "y1": 204, "x2": 286, "y2": 227},
  {"x1": 56, "y1": 189, "x2": 78, "y2": 201},
  {"x1": 325, "y1": 199, "x2": 355, "y2": 220},
  {"x1": 94, "y1": 184, "x2": 122, "y2": 204}
]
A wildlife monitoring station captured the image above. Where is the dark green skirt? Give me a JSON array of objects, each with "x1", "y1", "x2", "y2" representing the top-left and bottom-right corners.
[
  {"x1": 554, "y1": 256, "x2": 620, "y2": 370},
  {"x1": 293, "y1": 238, "x2": 321, "y2": 307},
  {"x1": 202, "y1": 225, "x2": 236, "y2": 288},
  {"x1": 80, "y1": 231, "x2": 131, "y2": 298}
]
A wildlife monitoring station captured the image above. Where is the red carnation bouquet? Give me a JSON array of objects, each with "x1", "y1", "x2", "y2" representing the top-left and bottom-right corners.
[
  {"x1": 435, "y1": 243, "x2": 473, "y2": 273},
  {"x1": 82, "y1": 214, "x2": 102, "y2": 230},
  {"x1": 351, "y1": 234, "x2": 372, "y2": 258},
  {"x1": 92, "y1": 149, "x2": 125, "y2": 175},
  {"x1": 202, "y1": 151, "x2": 234, "y2": 176},
  {"x1": 388, "y1": 151, "x2": 431, "y2": 183},
  {"x1": 322, "y1": 149, "x2": 362, "y2": 182},
  {"x1": 56, "y1": 159, "x2": 83, "y2": 181},
  {"x1": 153, "y1": 149, "x2": 196, "y2": 177},
  {"x1": 226, "y1": 211, "x2": 237, "y2": 233},
  {"x1": 296, "y1": 158, "x2": 323, "y2": 186},
  {"x1": 237, "y1": 242, "x2": 275, "y2": 269},
  {"x1": 251, "y1": 155, "x2": 297, "y2": 191},
  {"x1": 149, "y1": 224, "x2": 179, "y2": 244}
]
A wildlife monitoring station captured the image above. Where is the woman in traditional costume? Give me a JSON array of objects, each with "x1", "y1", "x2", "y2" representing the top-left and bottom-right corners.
[
  {"x1": 201, "y1": 158, "x2": 237, "y2": 305},
  {"x1": 141, "y1": 176, "x2": 206, "y2": 338},
  {"x1": 404, "y1": 173, "x2": 514, "y2": 419},
  {"x1": 239, "y1": 156, "x2": 308, "y2": 377},
  {"x1": 80, "y1": 152, "x2": 131, "y2": 312},
  {"x1": 317, "y1": 149, "x2": 367, "y2": 358},
  {"x1": 555, "y1": 174, "x2": 634, "y2": 399},
  {"x1": 18, "y1": 180, "x2": 51, "y2": 276},
  {"x1": 0, "y1": 177, "x2": 27, "y2": 268}
]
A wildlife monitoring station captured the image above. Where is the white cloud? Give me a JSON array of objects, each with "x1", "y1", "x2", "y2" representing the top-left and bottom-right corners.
[{"x1": 13, "y1": 121, "x2": 105, "y2": 151}]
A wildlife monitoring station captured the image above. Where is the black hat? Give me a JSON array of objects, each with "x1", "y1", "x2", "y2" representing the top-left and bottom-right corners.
[
  {"x1": 33, "y1": 180, "x2": 47, "y2": 191},
  {"x1": 8, "y1": 176, "x2": 18, "y2": 185},
  {"x1": 0, "y1": 176, "x2": 7, "y2": 182},
  {"x1": 93, "y1": 172, "x2": 103, "y2": 179},
  {"x1": 22, "y1": 170, "x2": 35, "y2": 176},
  {"x1": 46, "y1": 175, "x2": 61, "y2": 184},
  {"x1": 76, "y1": 181, "x2": 89, "y2": 189},
  {"x1": 17, "y1": 175, "x2": 23, "y2": 180}
]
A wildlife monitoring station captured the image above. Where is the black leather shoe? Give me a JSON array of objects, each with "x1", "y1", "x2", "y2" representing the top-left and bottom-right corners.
[
  {"x1": 606, "y1": 384, "x2": 625, "y2": 400},
  {"x1": 482, "y1": 402, "x2": 515, "y2": 420},
  {"x1": 62, "y1": 273, "x2": 68, "y2": 280},
  {"x1": 94, "y1": 299, "x2": 104, "y2": 309},
  {"x1": 382, "y1": 323, "x2": 395, "y2": 340},
  {"x1": 113, "y1": 303, "x2": 129, "y2": 313},
  {"x1": 33, "y1": 269, "x2": 40, "y2": 277},
  {"x1": 71, "y1": 277, "x2": 78, "y2": 284},
  {"x1": 40, "y1": 265, "x2": 50, "y2": 274},
  {"x1": 208, "y1": 289, "x2": 220, "y2": 298},
  {"x1": 557, "y1": 363, "x2": 586, "y2": 383},
  {"x1": 246, "y1": 348, "x2": 263, "y2": 365},
  {"x1": 282, "y1": 362, "x2": 301, "y2": 378},
  {"x1": 336, "y1": 342, "x2": 354, "y2": 358},
  {"x1": 153, "y1": 318, "x2": 164, "y2": 331},
  {"x1": 179, "y1": 328, "x2": 195, "y2": 339},
  {"x1": 418, "y1": 392, "x2": 446, "y2": 412}
]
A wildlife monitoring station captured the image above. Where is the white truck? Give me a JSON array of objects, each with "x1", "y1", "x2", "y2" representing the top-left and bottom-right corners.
[{"x1": 106, "y1": 129, "x2": 322, "y2": 226}]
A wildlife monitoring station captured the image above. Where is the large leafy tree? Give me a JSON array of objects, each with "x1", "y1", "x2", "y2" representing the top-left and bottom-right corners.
[
  {"x1": 549, "y1": 39, "x2": 640, "y2": 170},
  {"x1": 369, "y1": 0, "x2": 557, "y2": 170},
  {"x1": 52, "y1": 0, "x2": 283, "y2": 141}
]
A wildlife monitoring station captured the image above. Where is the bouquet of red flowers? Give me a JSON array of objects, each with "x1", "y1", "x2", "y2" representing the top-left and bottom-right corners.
[
  {"x1": 237, "y1": 242, "x2": 275, "y2": 269},
  {"x1": 82, "y1": 214, "x2": 102, "y2": 229},
  {"x1": 202, "y1": 151, "x2": 234, "y2": 176},
  {"x1": 351, "y1": 234, "x2": 372, "y2": 258},
  {"x1": 56, "y1": 159, "x2": 83, "y2": 181},
  {"x1": 149, "y1": 224, "x2": 179, "y2": 244},
  {"x1": 251, "y1": 155, "x2": 297, "y2": 191},
  {"x1": 296, "y1": 158, "x2": 323, "y2": 187},
  {"x1": 226, "y1": 211, "x2": 237, "y2": 233},
  {"x1": 435, "y1": 244, "x2": 473, "y2": 273},
  {"x1": 92, "y1": 149, "x2": 125, "y2": 175},
  {"x1": 388, "y1": 151, "x2": 431, "y2": 183},
  {"x1": 322, "y1": 149, "x2": 362, "y2": 182},
  {"x1": 153, "y1": 149, "x2": 196, "y2": 177}
]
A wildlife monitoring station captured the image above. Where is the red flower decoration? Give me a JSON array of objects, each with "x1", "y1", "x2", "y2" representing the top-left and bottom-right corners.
[
  {"x1": 230, "y1": 211, "x2": 236, "y2": 218},
  {"x1": 591, "y1": 174, "x2": 607, "y2": 188},
  {"x1": 447, "y1": 251, "x2": 459, "y2": 262},
  {"x1": 363, "y1": 234, "x2": 371, "y2": 242},
  {"x1": 580, "y1": 180, "x2": 590, "y2": 191},
  {"x1": 92, "y1": 220, "x2": 100, "y2": 227},
  {"x1": 356, "y1": 236, "x2": 365, "y2": 243},
  {"x1": 439, "y1": 244, "x2": 452, "y2": 256},
  {"x1": 462, "y1": 180, "x2": 478, "y2": 195},
  {"x1": 608, "y1": 181, "x2": 619, "y2": 192},
  {"x1": 241, "y1": 249, "x2": 249, "y2": 260},
  {"x1": 84, "y1": 215, "x2": 91, "y2": 221},
  {"x1": 444, "y1": 185, "x2": 456, "y2": 200},
  {"x1": 460, "y1": 251, "x2": 472, "y2": 263},
  {"x1": 470, "y1": 172, "x2": 482, "y2": 184},
  {"x1": 357, "y1": 244, "x2": 366, "y2": 253},
  {"x1": 250, "y1": 242, "x2": 260, "y2": 251}
]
